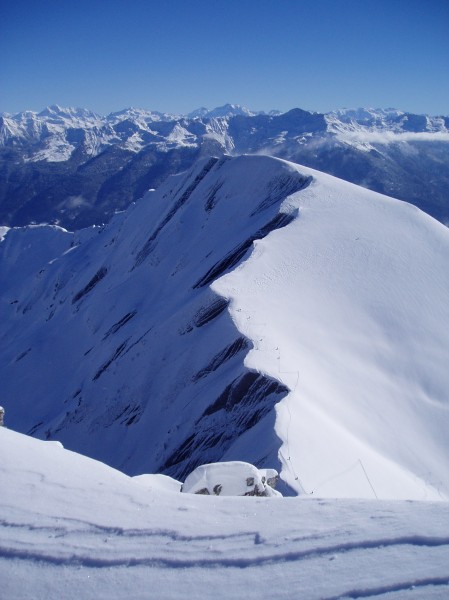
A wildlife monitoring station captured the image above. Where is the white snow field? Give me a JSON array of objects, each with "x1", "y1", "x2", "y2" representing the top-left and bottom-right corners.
[
  {"x1": 1, "y1": 427, "x2": 449, "y2": 600},
  {"x1": 212, "y1": 159, "x2": 449, "y2": 501},
  {"x1": 1, "y1": 155, "x2": 449, "y2": 502}
]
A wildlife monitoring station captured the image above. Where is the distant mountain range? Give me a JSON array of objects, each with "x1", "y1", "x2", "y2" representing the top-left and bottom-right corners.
[{"x1": 1, "y1": 104, "x2": 448, "y2": 228}]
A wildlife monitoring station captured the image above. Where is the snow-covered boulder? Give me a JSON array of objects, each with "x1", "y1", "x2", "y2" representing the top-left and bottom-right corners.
[{"x1": 181, "y1": 461, "x2": 282, "y2": 497}]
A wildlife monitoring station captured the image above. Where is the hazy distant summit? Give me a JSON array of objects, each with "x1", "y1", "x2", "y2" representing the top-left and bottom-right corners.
[
  {"x1": 4, "y1": 102, "x2": 448, "y2": 122},
  {"x1": 1, "y1": 103, "x2": 448, "y2": 228},
  {"x1": 187, "y1": 104, "x2": 259, "y2": 119}
]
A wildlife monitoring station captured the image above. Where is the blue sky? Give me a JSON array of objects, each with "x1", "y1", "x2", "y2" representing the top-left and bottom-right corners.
[{"x1": 1, "y1": 0, "x2": 448, "y2": 116}]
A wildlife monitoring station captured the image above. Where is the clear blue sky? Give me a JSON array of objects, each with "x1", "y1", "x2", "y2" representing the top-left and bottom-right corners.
[{"x1": 1, "y1": 0, "x2": 448, "y2": 116}]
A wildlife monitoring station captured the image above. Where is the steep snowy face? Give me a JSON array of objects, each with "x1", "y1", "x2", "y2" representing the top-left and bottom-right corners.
[
  {"x1": 213, "y1": 163, "x2": 449, "y2": 500},
  {"x1": 0, "y1": 155, "x2": 307, "y2": 482},
  {"x1": 2, "y1": 154, "x2": 449, "y2": 500}
]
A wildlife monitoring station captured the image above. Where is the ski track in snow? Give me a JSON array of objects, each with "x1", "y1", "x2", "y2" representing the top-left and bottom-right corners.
[
  {"x1": 2, "y1": 518, "x2": 449, "y2": 599},
  {"x1": 2, "y1": 519, "x2": 449, "y2": 569}
]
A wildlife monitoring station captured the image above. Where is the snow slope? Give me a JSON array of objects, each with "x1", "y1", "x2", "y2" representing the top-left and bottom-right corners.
[
  {"x1": 1, "y1": 427, "x2": 449, "y2": 600},
  {"x1": 213, "y1": 162, "x2": 449, "y2": 500},
  {"x1": 1, "y1": 155, "x2": 449, "y2": 500}
]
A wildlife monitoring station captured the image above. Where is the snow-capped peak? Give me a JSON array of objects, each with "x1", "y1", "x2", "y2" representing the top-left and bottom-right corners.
[
  {"x1": 37, "y1": 104, "x2": 102, "y2": 123},
  {"x1": 188, "y1": 103, "x2": 259, "y2": 119},
  {"x1": 107, "y1": 107, "x2": 179, "y2": 123}
]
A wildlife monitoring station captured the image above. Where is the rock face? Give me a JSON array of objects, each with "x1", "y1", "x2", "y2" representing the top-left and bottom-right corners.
[
  {"x1": 1, "y1": 105, "x2": 448, "y2": 228},
  {"x1": 181, "y1": 461, "x2": 281, "y2": 497}
]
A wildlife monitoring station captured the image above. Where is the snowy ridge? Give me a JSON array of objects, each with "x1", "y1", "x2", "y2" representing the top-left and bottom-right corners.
[
  {"x1": 213, "y1": 163, "x2": 449, "y2": 499},
  {"x1": 1, "y1": 154, "x2": 449, "y2": 501},
  {"x1": 1, "y1": 427, "x2": 449, "y2": 599}
]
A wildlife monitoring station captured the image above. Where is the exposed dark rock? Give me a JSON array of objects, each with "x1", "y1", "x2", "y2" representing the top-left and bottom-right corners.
[
  {"x1": 112, "y1": 403, "x2": 143, "y2": 427},
  {"x1": 92, "y1": 340, "x2": 128, "y2": 381},
  {"x1": 162, "y1": 372, "x2": 289, "y2": 480},
  {"x1": 251, "y1": 172, "x2": 311, "y2": 215},
  {"x1": 204, "y1": 180, "x2": 224, "y2": 212},
  {"x1": 193, "y1": 297, "x2": 229, "y2": 327},
  {"x1": 193, "y1": 212, "x2": 296, "y2": 289},
  {"x1": 15, "y1": 348, "x2": 31, "y2": 362},
  {"x1": 193, "y1": 240, "x2": 252, "y2": 289},
  {"x1": 72, "y1": 266, "x2": 108, "y2": 304},
  {"x1": 192, "y1": 337, "x2": 249, "y2": 381},
  {"x1": 103, "y1": 311, "x2": 137, "y2": 339},
  {"x1": 27, "y1": 421, "x2": 43, "y2": 435}
]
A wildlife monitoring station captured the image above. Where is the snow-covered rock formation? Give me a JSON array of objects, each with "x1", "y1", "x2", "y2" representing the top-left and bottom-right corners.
[
  {"x1": 1, "y1": 154, "x2": 449, "y2": 500},
  {"x1": 181, "y1": 461, "x2": 281, "y2": 497}
]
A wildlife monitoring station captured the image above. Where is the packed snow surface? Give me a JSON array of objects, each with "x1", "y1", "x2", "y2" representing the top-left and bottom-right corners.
[{"x1": 1, "y1": 428, "x2": 449, "y2": 600}]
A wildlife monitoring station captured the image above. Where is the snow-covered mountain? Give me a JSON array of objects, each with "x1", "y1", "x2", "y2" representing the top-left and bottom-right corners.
[
  {"x1": 187, "y1": 103, "x2": 260, "y2": 119},
  {"x1": 1, "y1": 104, "x2": 448, "y2": 228},
  {"x1": 2, "y1": 154, "x2": 449, "y2": 500},
  {"x1": 2, "y1": 426, "x2": 449, "y2": 599}
]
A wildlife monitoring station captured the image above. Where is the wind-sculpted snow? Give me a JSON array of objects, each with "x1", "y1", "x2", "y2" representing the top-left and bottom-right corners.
[
  {"x1": 1, "y1": 428, "x2": 449, "y2": 599},
  {"x1": 1, "y1": 154, "x2": 449, "y2": 499}
]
